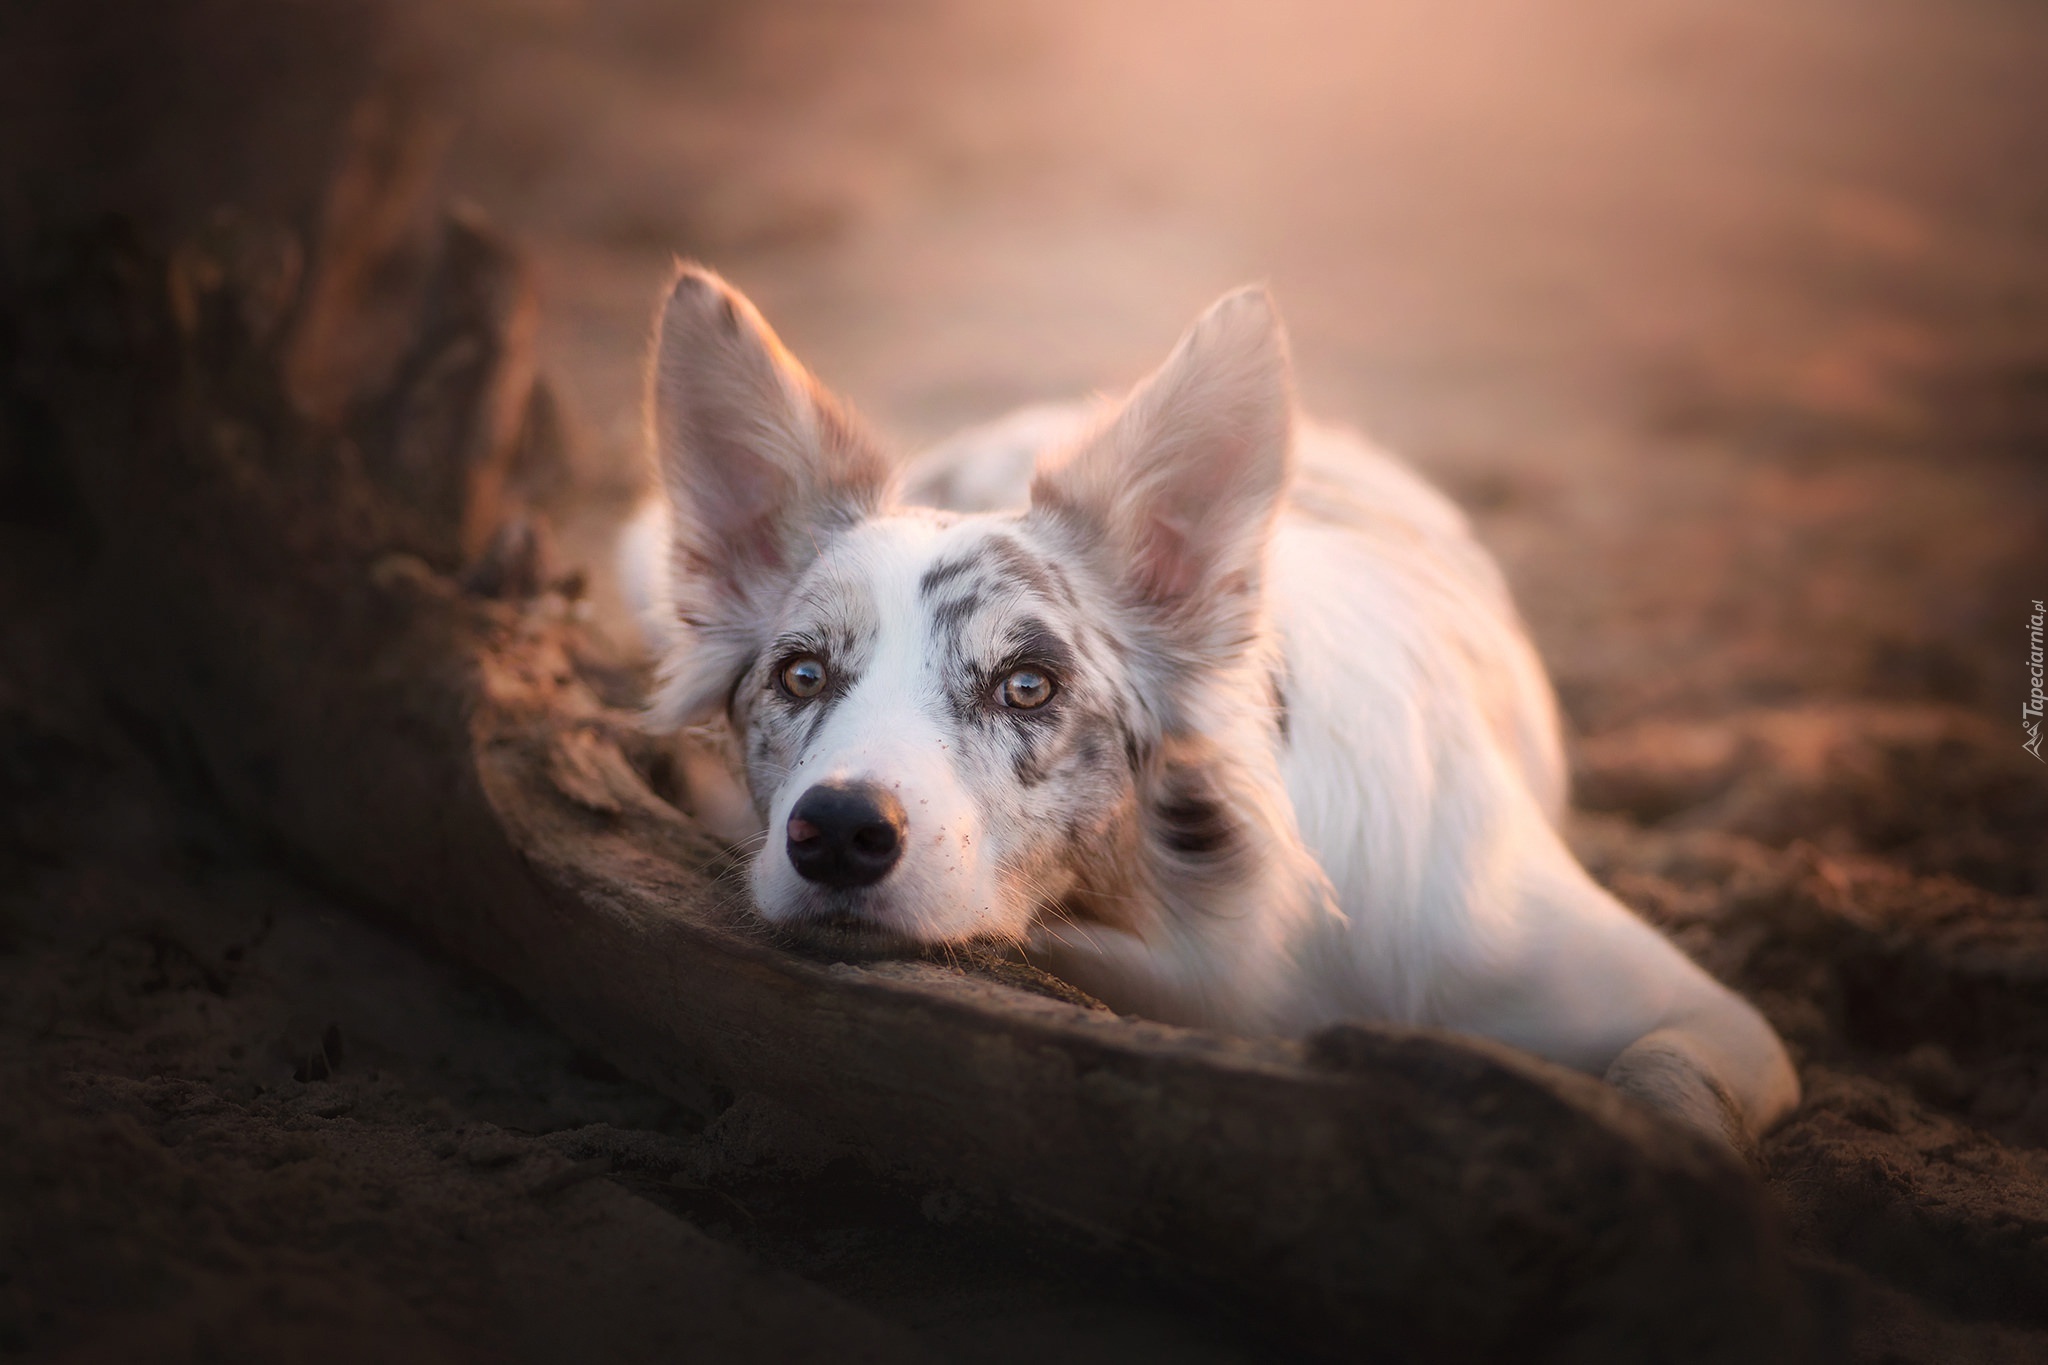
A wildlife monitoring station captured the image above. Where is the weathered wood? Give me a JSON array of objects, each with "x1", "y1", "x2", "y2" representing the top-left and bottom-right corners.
[
  {"x1": 283, "y1": 89, "x2": 451, "y2": 429},
  {"x1": 12, "y1": 215, "x2": 1820, "y2": 1362}
]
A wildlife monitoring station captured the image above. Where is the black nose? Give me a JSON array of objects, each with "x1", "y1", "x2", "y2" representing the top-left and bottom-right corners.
[{"x1": 785, "y1": 782, "x2": 906, "y2": 889}]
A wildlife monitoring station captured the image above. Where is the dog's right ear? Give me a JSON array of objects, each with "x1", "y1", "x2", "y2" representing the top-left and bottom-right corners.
[{"x1": 650, "y1": 265, "x2": 890, "y2": 667}]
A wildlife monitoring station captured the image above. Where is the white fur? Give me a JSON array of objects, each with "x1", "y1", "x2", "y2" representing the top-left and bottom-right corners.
[{"x1": 626, "y1": 267, "x2": 1800, "y2": 1151}]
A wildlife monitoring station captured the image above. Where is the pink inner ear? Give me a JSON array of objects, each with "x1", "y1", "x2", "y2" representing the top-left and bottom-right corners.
[
  {"x1": 726, "y1": 511, "x2": 788, "y2": 584},
  {"x1": 1133, "y1": 512, "x2": 1200, "y2": 604},
  {"x1": 684, "y1": 432, "x2": 795, "y2": 587},
  {"x1": 1125, "y1": 429, "x2": 1262, "y2": 605}
]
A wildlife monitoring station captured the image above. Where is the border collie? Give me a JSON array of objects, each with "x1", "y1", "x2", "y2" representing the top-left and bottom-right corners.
[{"x1": 621, "y1": 266, "x2": 1799, "y2": 1153}]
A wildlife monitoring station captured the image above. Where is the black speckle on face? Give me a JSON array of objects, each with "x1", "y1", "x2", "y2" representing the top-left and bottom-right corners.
[
  {"x1": 799, "y1": 689, "x2": 836, "y2": 748},
  {"x1": 1010, "y1": 720, "x2": 1052, "y2": 786},
  {"x1": 1015, "y1": 712, "x2": 1120, "y2": 791},
  {"x1": 1001, "y1": 617, "x2": 1077, "y2": 681},
  {"x1": 931, "y1": 590, "x2": 986, "y2": 640},
  {"x1": 984, "y1": 536, "x2": 1077, "y2": 609},
  {"x1": 922, "y1": 536, "x2": 1076, "y2": 613},
  {"x1": 1073, "y1": 727, "x2": 1107, "y2": 770},
  {"x1": 918, "y1": 553, "x2": 982, "y2": 598}
]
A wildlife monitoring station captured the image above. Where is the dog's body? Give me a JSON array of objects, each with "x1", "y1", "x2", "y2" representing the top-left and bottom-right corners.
[{"x1": 627, "y1": 268, "x2": 1799, "y2": 1151}]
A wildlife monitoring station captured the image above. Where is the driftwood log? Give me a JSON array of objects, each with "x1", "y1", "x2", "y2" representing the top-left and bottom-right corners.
[{"x1": 8, "y1": 182, "x2": 1820, "y2": 1359}]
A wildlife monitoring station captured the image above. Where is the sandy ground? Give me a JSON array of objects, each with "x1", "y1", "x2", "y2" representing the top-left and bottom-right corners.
[{"x1": 4, "y1": 0, "x2": 2048, "y2": 1359}]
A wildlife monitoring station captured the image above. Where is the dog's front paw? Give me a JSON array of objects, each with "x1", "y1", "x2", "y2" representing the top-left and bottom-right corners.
[{"x1": 1605, "y1": 1030, "x2": 1760, "y2": 1166}]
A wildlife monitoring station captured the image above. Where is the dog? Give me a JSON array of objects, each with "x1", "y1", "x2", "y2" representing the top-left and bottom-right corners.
[{"x1": 621, "y1": 265, "x2": 1800, "y2": 1154}]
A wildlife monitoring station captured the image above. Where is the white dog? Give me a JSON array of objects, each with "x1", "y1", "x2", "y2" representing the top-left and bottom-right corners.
[{"x1": 623, "y1": 266, "x2": 1799, "y2": 1153}]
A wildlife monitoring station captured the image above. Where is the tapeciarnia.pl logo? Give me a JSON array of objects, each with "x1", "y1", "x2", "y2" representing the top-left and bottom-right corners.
[{"x1": 2027, "y1": 599, "x2": 2046, "y2": 762}]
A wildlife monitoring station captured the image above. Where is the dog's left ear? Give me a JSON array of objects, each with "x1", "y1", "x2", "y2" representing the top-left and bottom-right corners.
[
  {"x1": 652, "y1": 264, "x2": 891, "y2": 628},
  {"x1": 1029, "y1": 286, "x2": 1293, "y2": 656}
]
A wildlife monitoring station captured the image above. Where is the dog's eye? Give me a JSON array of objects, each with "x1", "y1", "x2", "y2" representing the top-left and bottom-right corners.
[
  {"x1": 999, "y1": 669, "x2": 1054, "y2": 710},
  {"x1": 780, "y1": 655, "x2": 828, "y2": 699}
]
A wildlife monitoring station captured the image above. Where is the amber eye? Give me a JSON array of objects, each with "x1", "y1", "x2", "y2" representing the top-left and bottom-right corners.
[
  {"x1": 780, "y1": 655, "x2": 828, "y2": 699},
  {"x1": 999, "y1": 668, "x2": 1054, "y2": 710}
]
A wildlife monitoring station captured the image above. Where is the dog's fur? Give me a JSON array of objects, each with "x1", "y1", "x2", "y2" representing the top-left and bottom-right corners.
[{"x1": 623, "y1": 266, "x2": 1800, "y2": 1152}]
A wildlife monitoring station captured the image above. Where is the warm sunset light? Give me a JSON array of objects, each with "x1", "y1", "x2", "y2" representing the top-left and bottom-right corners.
[{"x1": 3, "y1": 2, "x2": 2042, "y2": 1360}]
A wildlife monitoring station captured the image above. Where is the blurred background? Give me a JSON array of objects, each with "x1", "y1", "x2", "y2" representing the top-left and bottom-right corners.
[
  {"x1": 7, "y1": 0, "x2": 2045, "y2": 731},
  {"x1": 5, "y1": 2, "x2": 2047, "y2": 1360}
]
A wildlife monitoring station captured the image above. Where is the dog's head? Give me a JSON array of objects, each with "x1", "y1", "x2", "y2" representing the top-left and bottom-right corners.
[{"x1": 646, "y1": 267, "x2": 1297, "y2": 958}]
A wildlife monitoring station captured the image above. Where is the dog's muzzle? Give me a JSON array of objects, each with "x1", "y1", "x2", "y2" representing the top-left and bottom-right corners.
[{"x1": 785, "y1": 781, "x2": 906, "y2": 889}]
